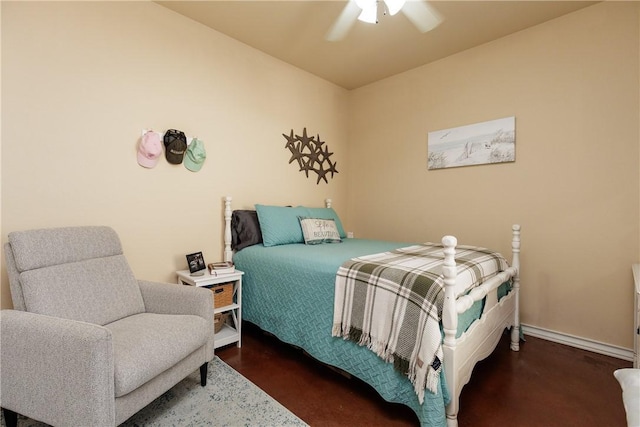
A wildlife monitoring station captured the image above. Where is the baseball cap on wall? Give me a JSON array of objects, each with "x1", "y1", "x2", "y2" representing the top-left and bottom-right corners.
[
  {"x1": 163, "y1": 129, "x2": 187, "y2": 164},
  {"x1": 184, "y1": 138, "x2": 207, "y2": 172},
  {"x1": 137, "y1": 130, "x2": 163, "y2": 168}
]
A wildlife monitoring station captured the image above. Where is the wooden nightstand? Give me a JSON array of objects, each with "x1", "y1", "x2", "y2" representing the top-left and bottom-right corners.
[{"x1": 176, "y1": 269, "x2": 243, "y2": 349}]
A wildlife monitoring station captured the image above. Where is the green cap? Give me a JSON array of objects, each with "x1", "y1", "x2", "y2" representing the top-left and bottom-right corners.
[{"x1": 184, "y1": 138, "x2": 206, "y2": 172}]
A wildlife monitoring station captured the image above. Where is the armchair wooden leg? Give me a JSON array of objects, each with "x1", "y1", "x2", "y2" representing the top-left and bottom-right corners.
[
  {"x1": 2, "y1": 408, "x2": 18, "y2": 427},
  {"x1": 200, "y1": 362, "x2": 208, "y2": 387}
]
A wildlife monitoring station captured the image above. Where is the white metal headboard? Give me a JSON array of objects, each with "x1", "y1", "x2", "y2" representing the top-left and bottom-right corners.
[{"x1": 224, "y1": 196, "x2": 233, "y2": 262}]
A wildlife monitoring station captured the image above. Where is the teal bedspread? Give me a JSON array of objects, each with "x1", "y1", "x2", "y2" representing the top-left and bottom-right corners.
[{"x1": 234, "y1": 239, "x2": 483, "y2": 427}]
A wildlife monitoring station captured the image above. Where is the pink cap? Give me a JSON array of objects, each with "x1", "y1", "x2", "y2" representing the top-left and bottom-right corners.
[{"x1": 137, "y1": 131, "x2": 162, "y2": 168}]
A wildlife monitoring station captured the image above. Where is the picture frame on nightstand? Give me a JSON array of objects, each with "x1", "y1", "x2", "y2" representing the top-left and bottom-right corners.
[{"x1": 186, "y1": 251, "x2": 206, "y2": 274}]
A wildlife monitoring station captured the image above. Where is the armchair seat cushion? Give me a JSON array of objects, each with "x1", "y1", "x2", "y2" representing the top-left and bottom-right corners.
[{"x1": 105, "y1": 313, "x2": 209, "y2": 397}]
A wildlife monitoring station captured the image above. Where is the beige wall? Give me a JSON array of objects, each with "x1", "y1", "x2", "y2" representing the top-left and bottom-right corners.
[
  {"x1": 2, "y1": 1, "x2": 639, "y2": 351},
  {"x1": 348, "y1": 1, "x2": 640, "y2": 349},
  {"x1": 0, "y1": 1, "x2": 349, "y2": 306}
]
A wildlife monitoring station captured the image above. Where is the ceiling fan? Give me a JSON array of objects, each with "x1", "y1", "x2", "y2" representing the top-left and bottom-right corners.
[{"x1": 326, "y1": 0, "x2": 443, "y2": 42}]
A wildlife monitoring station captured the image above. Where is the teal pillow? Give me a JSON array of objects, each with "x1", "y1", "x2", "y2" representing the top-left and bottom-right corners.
[
  {"x1": 304, "y1": 207, "x2": 346, "y2": 238},
  {"x1": 255, "y1": 205, "x2": 347, "y2": 247},
  {"x1": 255, "y1": 205, "x2": 308, "y2": 247}
]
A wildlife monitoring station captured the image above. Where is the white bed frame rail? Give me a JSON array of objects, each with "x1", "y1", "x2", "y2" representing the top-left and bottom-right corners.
[{"x1": 222, "y1": 196, "x2": 521, "y2": 427}]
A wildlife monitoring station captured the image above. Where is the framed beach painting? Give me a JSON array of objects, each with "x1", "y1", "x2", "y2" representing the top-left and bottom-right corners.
[{"x1": 427, "y1": 116, "x2": 515, "y2": 170}]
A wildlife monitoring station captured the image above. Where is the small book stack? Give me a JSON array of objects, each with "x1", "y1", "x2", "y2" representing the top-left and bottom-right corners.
[{"x1": 208, "y1": 261, "x2": 235, "y2": 276}]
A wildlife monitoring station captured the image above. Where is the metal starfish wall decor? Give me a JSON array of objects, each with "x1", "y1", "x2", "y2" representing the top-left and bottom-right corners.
[{"x1": 283, "y1": 128, "x2": 338, "y2": 184}]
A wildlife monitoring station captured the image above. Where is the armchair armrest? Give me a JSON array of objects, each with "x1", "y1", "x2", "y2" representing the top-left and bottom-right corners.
[
  {"x1": 138, "y1": 280, "x2": 213, "y2": 319},
  {"x1": 138, "y1": 281, "x2": 215, "y2": 359},
  {"x1": 0, "y1": 310, "x2": 115, "y2": 426}
]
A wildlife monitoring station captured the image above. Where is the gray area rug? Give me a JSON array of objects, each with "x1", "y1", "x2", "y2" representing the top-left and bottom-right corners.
[{"x1": 1, "y1": 357, "x2": 308, "y2": 427}]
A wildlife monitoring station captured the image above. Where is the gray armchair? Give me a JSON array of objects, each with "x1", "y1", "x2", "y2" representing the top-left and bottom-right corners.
[{"x1": 0, "y1": 226, "x2": 215, "y2": 426}]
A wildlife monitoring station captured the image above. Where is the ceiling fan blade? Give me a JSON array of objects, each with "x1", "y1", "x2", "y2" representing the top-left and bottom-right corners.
[
  {"x1": 401, "y1": 0, "x2": 442, "y2": 33},
  {"x1": 325, "y1": 1, "x2": 362, "y2": 42}
]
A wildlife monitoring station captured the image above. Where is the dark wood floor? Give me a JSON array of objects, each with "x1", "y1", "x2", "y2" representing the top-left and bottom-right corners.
[{"x1": 217, "y1": 322, "x2": 632, "y2": 427}]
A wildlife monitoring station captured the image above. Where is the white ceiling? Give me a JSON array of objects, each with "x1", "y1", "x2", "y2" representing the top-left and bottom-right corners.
[{"x1": 156, "y1": 0, "x2": 598, "y2": 90}]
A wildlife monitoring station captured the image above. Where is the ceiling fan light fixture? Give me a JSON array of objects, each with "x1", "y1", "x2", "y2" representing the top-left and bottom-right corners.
[
  {"x1": 357, "y1": 3, "x2": 378, "y2": 24},
  {"x1": 383, "y1": 0, "x2": 405, "y2": 16}
]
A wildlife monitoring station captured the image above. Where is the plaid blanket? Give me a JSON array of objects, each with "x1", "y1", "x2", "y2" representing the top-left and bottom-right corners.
[{"x1": 332, "y1": 243, "x2": 509, "y2": 403}]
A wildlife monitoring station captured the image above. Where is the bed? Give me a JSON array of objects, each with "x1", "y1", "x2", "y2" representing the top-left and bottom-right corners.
[{"x1": 222, "y1": 197, "x2": 521, "y2": 427}]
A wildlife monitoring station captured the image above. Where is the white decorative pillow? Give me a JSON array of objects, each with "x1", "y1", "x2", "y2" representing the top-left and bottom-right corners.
[
  {"x1": 299, "y1": 218, "x2": 342, "y2": 245},
  {"x1": 614, "y1": 368, "x2": 640, "y2": 427}
]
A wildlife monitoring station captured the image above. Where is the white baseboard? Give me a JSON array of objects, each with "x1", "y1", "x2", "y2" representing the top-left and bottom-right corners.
[{"x1": 521, "y1": 323, "x2": 634, "y2": 362}]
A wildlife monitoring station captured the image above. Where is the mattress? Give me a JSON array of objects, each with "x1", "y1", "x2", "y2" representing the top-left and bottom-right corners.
[{"x1": 233, "y1": 238, "x2": 504, "y2": 426}]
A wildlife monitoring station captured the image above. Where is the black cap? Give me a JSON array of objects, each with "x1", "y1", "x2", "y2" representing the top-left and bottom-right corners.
[{"x1": 163, "y1": 129, "x2": 187, "y2": 164}]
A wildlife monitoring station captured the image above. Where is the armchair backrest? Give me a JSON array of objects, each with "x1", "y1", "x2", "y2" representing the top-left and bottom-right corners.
[{"x1": 5, "y1": 226, "x2": 145, "y2": 325}]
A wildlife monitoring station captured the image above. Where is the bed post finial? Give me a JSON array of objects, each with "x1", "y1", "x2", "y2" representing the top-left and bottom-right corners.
[
  {"x1": 441, "y1": 235, "x2": 458, "y2": 348},
  {"x1": 510, "y1": 224, "x2": 521, "y2": 351},
  {"x1": 224, "y1": 196, "x2": 233, "y2": 262},
  {"x1": 325, "y1": 198, "x2": 332, "y2": 208}
]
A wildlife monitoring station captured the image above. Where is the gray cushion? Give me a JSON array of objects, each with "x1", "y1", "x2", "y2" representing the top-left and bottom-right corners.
[
  {"x1": 105, "y1": 313, "x2": 209, "y2": 397},
  {"x1": 9, "y1": 226, "x2": 123, "y2": 272},
  {"x1": 20, "y1": 255, "x2": 145, "y2": 325}
]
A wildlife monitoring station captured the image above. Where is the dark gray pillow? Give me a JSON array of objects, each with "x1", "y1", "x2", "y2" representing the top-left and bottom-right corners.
[{"x1": 231, "y1": 210, "x2": 263, "y2": 251}]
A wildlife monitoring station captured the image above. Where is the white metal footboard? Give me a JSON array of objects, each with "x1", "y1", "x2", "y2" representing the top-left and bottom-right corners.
[{"x1": 441, "y1": 225, "x2": 521, "y2": 427}]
